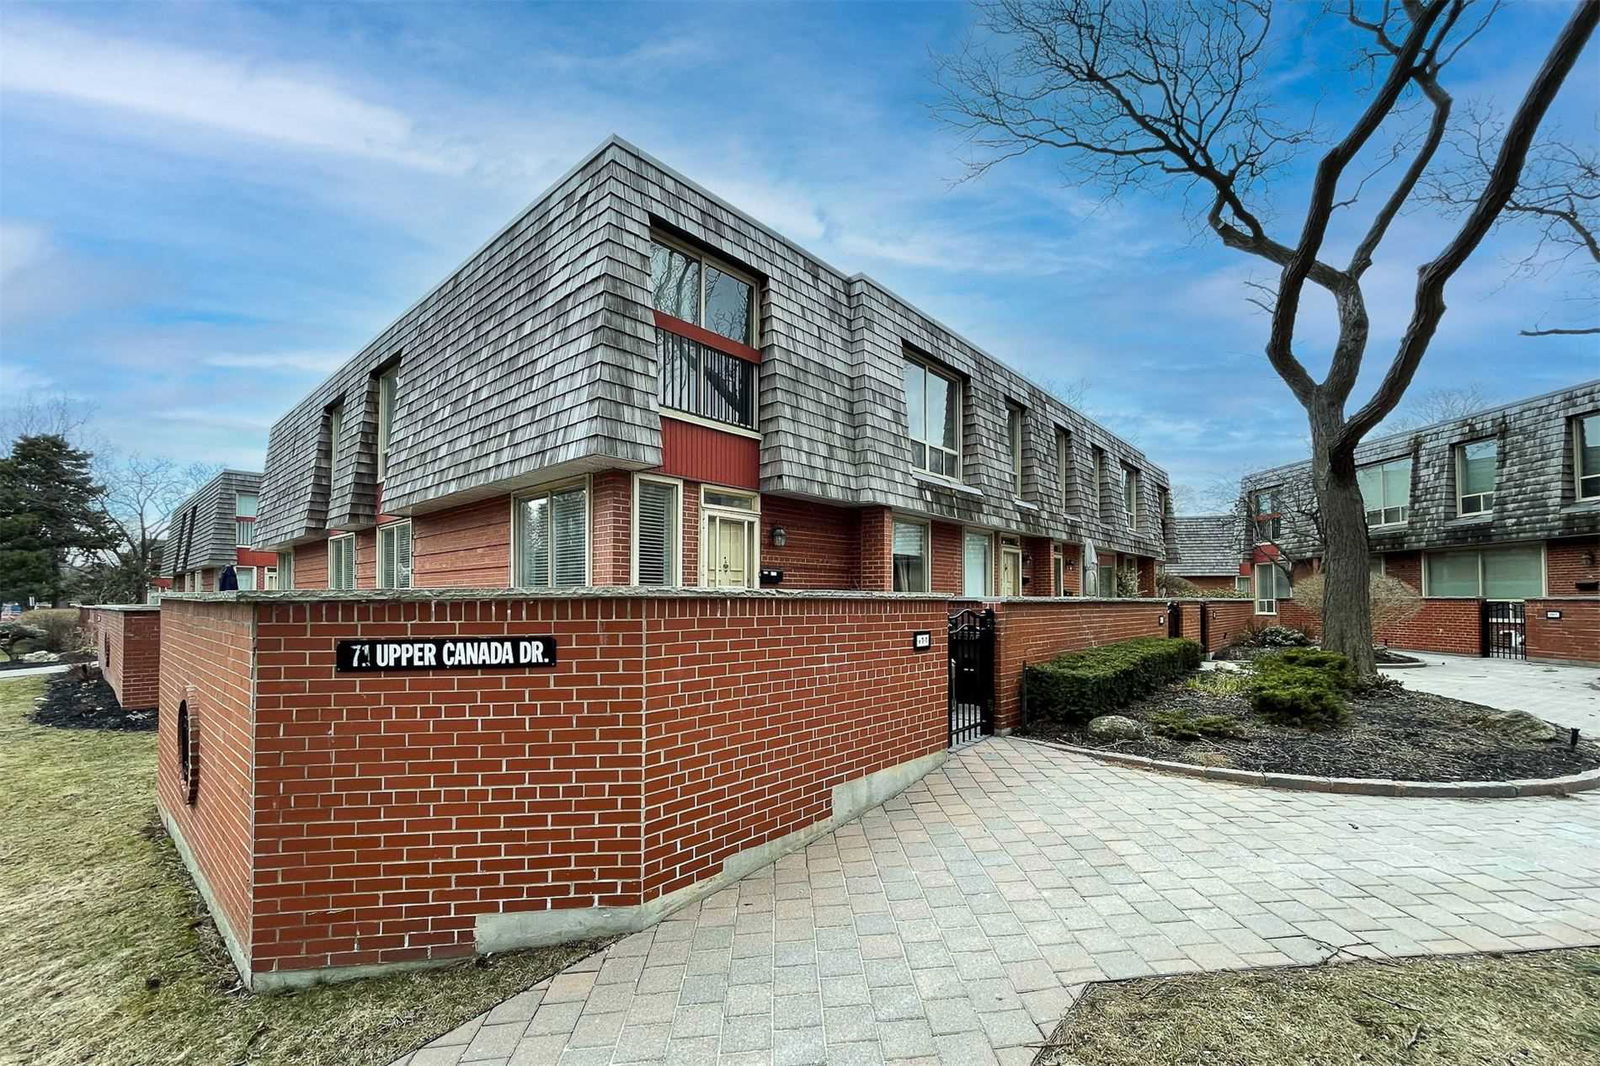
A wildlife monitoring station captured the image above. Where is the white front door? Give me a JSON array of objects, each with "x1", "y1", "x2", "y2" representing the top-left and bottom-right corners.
[
  {"x1": 1000, "y1": 548, "x2": 1023, "y2": 597},
  {"x1": 704, "y1": 513, "x2": 757, "y2": 588}
]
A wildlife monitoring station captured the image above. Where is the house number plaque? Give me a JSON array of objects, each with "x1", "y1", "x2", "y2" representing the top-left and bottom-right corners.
[{"x1": 336, "y1": 636, "x2": 559, "y2": 672}]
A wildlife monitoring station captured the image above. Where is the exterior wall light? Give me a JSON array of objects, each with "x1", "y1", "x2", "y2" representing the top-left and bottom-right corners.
[{"x1": 771, "y1": 527, "x2": 788, "y2": 548}]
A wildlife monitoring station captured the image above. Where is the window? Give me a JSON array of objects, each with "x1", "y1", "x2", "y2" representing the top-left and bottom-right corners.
[
  {"x1": 236, "y1": 567, "x2": 256, "y2": 592},
  {"x1": 1056, "y1": 430, "x2": 1073, "y2": 511},
  {"x1": 376, "y1": 366, "x2": 400, "y2": 480},
  {"x1": 903, "y1": 357, "x2": 960, "y2": 478},
  {"x1": 263, "y1": 566, "x2": 278, "y2": 590},
  {"x1": 1097, "y1": 562, "x2": 1117, "y2": 598},
  {"x1": 1006, "y1": 404, "x2": 1024, "y2": 496},
  {"x1": 1092, "y1": 447, "x2": 1107, "y2": 518},
  {"x1": 1425, "y1": 545, "x2": 1544, "y2": 599},
  {"x1": 327, "y1": 404, "x2": 345, "y2": 490},
  {"x1": 633, "y1": 477, "x2": 681, "y2": 587},
  {"x1": 1575, "y1": 413, "x2": 1600, "y2": 500},
  {"x1": 650, "y1": 238, "x2": 756, "y2": 345},
  {"x1": 328, "y1": 534, "x2": 356, "y2": 590},
  {"x1": 276, "y1": 550, "x2": 294, "y2": 590},
  {"x1": 1455, "y1": 439, "x2": 1497, "y2": 516},
  {"x1": 658, "y1": 330, "x2": 757, "y2": 430},
  {"x1": 1250, "y1": 487, "x2": 1282, "y2": 542},
  {"x1": 1254, "y1": 562, "x2": 1291, "y2": 615},
  {"x1": 235, "y1": 492, "x2": 258, "y2": 547},
  {"x1": 892, "y1": 519, "x2": 930, "y2": 593},
  {"x1": 514, "y1": 483, "x2": 588, "y2": 588},
  {"x1": 1358, "y1": 456, "x2": 1412, "y2": 527},
  {"x1": 1122, "y1": 467, "x2": 1141, "y2": 530},
  {"x1": 962, "y1": 531, "x2": 992, "y2": 597},
  {"x1": 1369, "y1": 555, "x2": 1385, "y2": 578},
  {"x1": 1235, "y1": 574, "x2": 1252, "y2": 594},
  {"x1": 1052, "y1": 546, "x2": 1066, "y2": 595},
  {"x1": 701, "y1": 488, "x2": 759, "y2": 588},
  {"x1": 378, "y1": 520, "x2": 413, "y2": 589}
]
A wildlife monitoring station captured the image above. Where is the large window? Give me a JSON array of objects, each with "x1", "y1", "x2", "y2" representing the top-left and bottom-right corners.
[
  {"x1": 650, "y1": 238, "x2": 756, "y2": 346},
  {"x1": 1056, "y1": 430, "x2": 1073, "y2": 511},
  {"x1": 1455, "y1": 438, "x2": 1497, "y2": 516},
  {"x1": 904, "y1": 357, "x2": 960, "y2": 478},
  {"x1": 962, "y1": 530, "x2": 992, "y2": 597},
  {"x1": 1006, "y1": 404, "x2": 1024, "y2": 495},
  {"x1": 235, "y1": 492, "x2": 258, "y2": 547},
  {"x1": 376, "y1": 366, "x2": 400, "y2": 480},
  {"x1": 1358, "y1": 456, "x2": 1412, "y2": 527},
  {"x1": 378, "y1": 520, "x2": 413, "y2": 589},
  {"x1": 658, "y1": 330, "x2": 757, "y2": 430},
  {"x1": 276, "y1": 550, "x2": 294, "y2": 590},
  {"x1": 1254, "y1": 562, "x2": 1291, "y2": 615},
  {"x1": 893, "y1": 519, "x2": 930, "y2": 593},
  {"x1": 633, "y1": 476, "x2": 681, "y2": 587},
  {"x1": 1425, "y1": 545, "x2": 1543, "y2": 599},
  {"x1": 1576, "y1": 413, "x2": 1600, "y2": 500},
  {"x1": 1250, "y1": 487, "x2": 1282, "y2": 542},
  {"x1": 1122, "y1": 467, "x2": 1141, "y2": 530},
  {"x1": 328, "y1": 533, "x2": 356, "y2": 590},
  {"x1": 514, "y1": 483, "x2": 588, "y2": 588}
]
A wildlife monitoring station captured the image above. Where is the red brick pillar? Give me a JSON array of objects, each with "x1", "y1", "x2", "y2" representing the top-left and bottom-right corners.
[
  {"x1": 858, "y1": 507, "x2": 893, "y2": 590},
  {"x1": 1023, "y1": 537, "x2": 1055, "y2": 596},
  {"x1": 1138, "y1": 557, "x2": 1157, "y2": 597},
  {"x1": 590, "y1": 472, "x2": 632, "y2": 586}
]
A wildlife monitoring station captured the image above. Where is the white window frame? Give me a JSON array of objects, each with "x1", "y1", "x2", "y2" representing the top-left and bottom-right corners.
[
  {"x1": 276, "y1": 550, "x2": 294, "y2": 590},
  {"x1": 1056, "y1": 429, "x2": 1073, "y2": 512},
  {"x1": 1053, "y1": 545, "x2": 1066, "y2": 595},
  {"x1": 631, "y1": 474, "x2": 684, "y2": 587},
  {"x1": 1006, "y1": 404, "x2": 1024, "y2": 497},
  {"x1": 235, "y1": 566, "x2": 256, "y2": 592},
  {"x1": 510, "y1": 477, "x2": 592, "y2": 589},
  {"x1": 377, "y1": 519, "x2": 413, "y2": 589},
  {"x1": 1123, "y1": 466, "x2": 1141, "y2": 530},
  {"x1": 903, "y1": 355, "x2": 963, "y2": 481},
  {"x1": 327, "y1": 404, "x2": 345, "y2": 490},
  {"x1": 699, "y1": 486, "x2": 761, "y2": 588},
  {"x1": 1254, "y1": 562, "x2": 1289, "y2": 615},
  {"x1": 1358, "y1": 456, "x2": 1412, "y2": 529},
  {"x1": 962, "y1": 529, "x2": 994, "y2": 597},
  {"x1": 891, "y1": 516, "x2": 931, "y2": 594},
  {"x1": 1250, "y1": 487, "x2": 1282, "y2": 543},
  {"x1": 649, "y1": 232, "x2": 760, "y2": 346},
  {"x1": 376, "y1": 365, "x2": 400, "y2": 481},
  {"x1": 328, "y1": 533, "x2": 356, "y2": 590},
  {"x1": 1574, "y1": 413, "x2": 1600, "y2": 500},
  {"x1": 1092, "y1": 447, "x2": 1107, "y2": 518},
  {"x1": 263, "y1": 566, "x2": 278, "y2": 590},
  {"x1": 1455, "y1": 438, "x2": 1497, "y2": 517},
  {"x1": 1423, "y1": 545, "x2": 1547, "y2": 600}
]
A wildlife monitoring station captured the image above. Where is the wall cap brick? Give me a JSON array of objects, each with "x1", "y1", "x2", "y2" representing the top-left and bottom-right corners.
[
  {"x1": 161, "y1": 587, "x2": 960, "y2": 604},
  {"x1": 78, "y1": 603, "x2": 161, "y2": 613}
]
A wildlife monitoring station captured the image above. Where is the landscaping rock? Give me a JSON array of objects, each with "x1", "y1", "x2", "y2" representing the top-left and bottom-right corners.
[
  {"x1": 20, "y1": 650, "x2": 61, "y2": 663},
  {"x1": 1471, "y1": 709, "x2": 1559, "y2": 745},
  {"x1": 1087, "y1": 715, "x2": 1145, "y2": 741}
]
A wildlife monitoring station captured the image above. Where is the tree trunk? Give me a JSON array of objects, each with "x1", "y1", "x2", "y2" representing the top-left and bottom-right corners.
[{"x1": 1310, "y1": 404, "x2": 1377, "y2": 677}]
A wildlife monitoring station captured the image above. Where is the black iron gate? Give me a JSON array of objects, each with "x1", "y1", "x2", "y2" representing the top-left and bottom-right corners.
[
  {"x1": 948, "y1": 608, "x2": 995, "y2": 746},
  {"x1": 1482, "y1": 600, "x2": 1527, "y2": 660}
]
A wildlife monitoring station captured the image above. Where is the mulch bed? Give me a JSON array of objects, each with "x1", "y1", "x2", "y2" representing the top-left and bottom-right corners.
[
  {"x1": 1025, "y1": 674, "x2": 1600, "y2": 782},
  {"x1": 30, "y1": 672, "x2": 156, "y2": 731}
]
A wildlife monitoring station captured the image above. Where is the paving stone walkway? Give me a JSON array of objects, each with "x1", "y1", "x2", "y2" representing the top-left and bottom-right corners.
[
  {"x1": 1380, "y1": 651, "x2": 1600, "y2": 734},
  {"x1": 394, "y1": 738, "x2": 1600, "y2": 1066}
]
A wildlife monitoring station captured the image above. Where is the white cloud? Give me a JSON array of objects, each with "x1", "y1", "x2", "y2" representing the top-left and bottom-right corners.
[
  {"x1": 1, "y1": 18, "x2": 470, "y2": 173},
  {"x1": 204, "y1": 351, "x2": 349, "y2": 373},
  {"x1": 151, "y1": 407, "x2": 275, "y2": 432}
]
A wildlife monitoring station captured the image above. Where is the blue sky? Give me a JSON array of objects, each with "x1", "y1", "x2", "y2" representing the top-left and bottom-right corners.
[{"x1": 1, "y1": 0, "x2": 1595, "y2": 509}]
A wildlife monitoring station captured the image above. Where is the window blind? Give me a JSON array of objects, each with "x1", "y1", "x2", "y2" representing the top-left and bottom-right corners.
[
  {"x1": 551, "y1": 489, "x2": 586, "y2": 587},
  {"x1": 636, "y1": 481, "x2": 677, "y2": 586}
]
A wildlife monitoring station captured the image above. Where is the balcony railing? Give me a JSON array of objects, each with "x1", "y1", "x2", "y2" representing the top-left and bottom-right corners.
[
  {"x1": 236, "y1": 517, "x2": 256, "y2": 548},
  {"x1": 657, "y1": 326, "x2": 756, "y2": 431}
]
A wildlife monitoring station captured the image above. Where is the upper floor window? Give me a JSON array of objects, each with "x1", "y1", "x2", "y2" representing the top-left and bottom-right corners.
[
  {"x1": 378, "y1": 520, "x2": 413, "y2": 589},
  {"x1": 328, "y1": 533, "x2": 356, "y2": 590},
  {"x1": 1056, "y1": 430, "x2": 1073, "y2": 511},
  {"x1": 904, "y1": 357, "x2": 960, "y2": 479},
  {"x1": 235, "y1": 492, "x2": 258, "y2": 547},
  {"x1": 1358, "y1": 456, "x2": 1411, "y2": 528},
  {"x1": 1006, "y1": 404, "x2": 1024, "y2": 496},
  {"x1": 1091, "y1": 447, "x2": 1107, "y2": 518},
  {"x1": 650, "y1": 238, "x2": 756, "y2": 346},
  {"x1": 1122, "y1": 467, "x2": 1141, "y2": 529},
  {"x1": 326, "y1": 404, "x2": 345, "y2": 488},
  {"x1": 1455, "y1": 438, "x2": 1497, "y2": 516},
  {"x1": 1250, "y1": 488, "x2": 1282, "y2": 542},
  {"x1": 514, "y1": 482, "x2": 588, "y2": 588},
  {"x1": 1576, "y1": 413, "x2": 1600, "y2": 500},
  {"x1": 376, "y1": 366, "x2": 399, "y2": 481}
]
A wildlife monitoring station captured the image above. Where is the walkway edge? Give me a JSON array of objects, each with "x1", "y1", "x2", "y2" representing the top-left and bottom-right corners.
[{"x1": 1013, "y1": 736, "x2": 1600, "y2": 798}]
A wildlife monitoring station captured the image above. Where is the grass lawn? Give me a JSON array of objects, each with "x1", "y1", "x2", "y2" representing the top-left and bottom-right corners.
[
  {"x1": 1039, "y1": 949, "x2": 1600, "y2": 1066},
  {"x1": 0, "y1": 675, "x2": 600, "y2": 1066}
]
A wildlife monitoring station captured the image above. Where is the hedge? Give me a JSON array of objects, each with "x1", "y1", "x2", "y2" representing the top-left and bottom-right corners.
[
  {"x1": 1025, "y1": 637, "x2": 1203, "y2": 726},
  {"x1": 1248, "y1": 650, "x2": 1353, "y2": 730}
]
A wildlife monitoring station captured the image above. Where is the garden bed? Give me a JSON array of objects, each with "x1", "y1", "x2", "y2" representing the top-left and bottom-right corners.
[
  {"x1": 30, "y1": 671, "x2": 156, "y2": 731},
  {"x1": 1024, "y1": 670, "x2": 1600, "y2": 782}
]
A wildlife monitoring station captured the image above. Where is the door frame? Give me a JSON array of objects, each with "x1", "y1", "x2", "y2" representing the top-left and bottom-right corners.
[{"x1": 699, "y1": 486, "x2": 761, "y2": 588}]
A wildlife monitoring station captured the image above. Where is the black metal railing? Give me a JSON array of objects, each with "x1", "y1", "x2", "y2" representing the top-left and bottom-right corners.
[
  {"x1": 1482, "y1": 600, "x2": 1526, "y2": 660},
  {"x1": 657, "y1": 327, "x2": 756, "y2": 430},
  {"x1": 948, "y1": 608, "x2": 996, "y2": 746}
]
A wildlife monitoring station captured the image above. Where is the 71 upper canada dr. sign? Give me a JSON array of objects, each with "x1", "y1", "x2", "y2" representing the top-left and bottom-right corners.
[{"x1": 336, "y1": 636, "x2": 559, "y2": 672}]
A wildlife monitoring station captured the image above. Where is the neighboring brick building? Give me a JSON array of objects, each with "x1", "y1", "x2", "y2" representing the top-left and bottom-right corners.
[
  {"x1": 1239, "y1": 382, "x2": 1600, "y2": 661},
  {"x1": 165, "y1": 470, "x2": 279, "y2": 591},
  {"x1": 1167, "y1": 514, "x2": 1247, "y2": 592},
  {"x1": 254, "y1": 138, "x2": 1169, "y2": 602}
]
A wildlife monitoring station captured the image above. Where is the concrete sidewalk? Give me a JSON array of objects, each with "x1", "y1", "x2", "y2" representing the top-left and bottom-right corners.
[{"x1": 1382, "y1": 651, "x2": 1600, "y2": 734}]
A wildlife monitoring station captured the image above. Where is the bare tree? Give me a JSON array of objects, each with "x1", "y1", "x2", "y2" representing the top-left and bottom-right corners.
[
  {"x1": 1384, "y1": 383, "x2": 1488, "y2": 430},
  {"x1": 0, "y1": 393, "x2": 91, "y2": 445},
  {"x1": 72, "y1": 454, "x2": 218, "y2": 603},
  {"x1": 938, "y1": 0, "x2": 1597, "y2": 674},
  {"x1": 1425, "y1": 107, "x2": 1599, "y2": 336}
]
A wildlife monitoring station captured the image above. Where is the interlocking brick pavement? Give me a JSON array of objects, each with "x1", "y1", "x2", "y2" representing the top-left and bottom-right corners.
[{"x1": 394, "y1": 737, "x2": 1600, "y2": 1066}]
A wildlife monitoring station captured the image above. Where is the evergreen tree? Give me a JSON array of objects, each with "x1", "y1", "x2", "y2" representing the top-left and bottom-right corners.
[{"x1": 0, "y1": 435, "x2": 115, "y2": 606}]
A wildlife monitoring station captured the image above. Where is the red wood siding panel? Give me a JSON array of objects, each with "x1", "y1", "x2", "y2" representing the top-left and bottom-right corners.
[
  {"x1": 659, "y1": 417, "x2": 759, "y2": 490},
  {"x1": 653, "y1": 310, "x2": 762, "y2": 364}
]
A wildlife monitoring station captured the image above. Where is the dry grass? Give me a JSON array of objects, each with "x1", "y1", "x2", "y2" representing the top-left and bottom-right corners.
[
  {"x1": 1038, "y1": 949, "x2": 1600, "y2": 1066},
  {"x1": 0, "y1": 675, "x2": 599, "y2": 1066}
]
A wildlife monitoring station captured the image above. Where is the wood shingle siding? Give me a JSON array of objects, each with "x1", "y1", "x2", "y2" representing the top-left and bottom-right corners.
[{"x1": 165, "y1": 470, "x2": 262, "y2": 577}]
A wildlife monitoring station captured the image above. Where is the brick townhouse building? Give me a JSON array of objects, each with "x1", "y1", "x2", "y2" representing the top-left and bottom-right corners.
[
  {"x1": 165, "y1": 469, "x2": 279, "y2": 591},
  {"x1": 1239, "y1": 381, "x2": 1600, "y2": 660},
  {"x1": 1167, "y1": 514, "x2": 1248, "y2": 593},
  {"x1": 255, "y1": 138, "x2": 1170, "y2": 599}
]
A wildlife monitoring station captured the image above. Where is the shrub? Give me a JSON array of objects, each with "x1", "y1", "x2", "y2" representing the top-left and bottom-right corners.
[
  {"x1": 1025, "y1": 637, "x2": 1203, "y2": 726},
  {"x1": 1256, "y1": 648, "x2": 1356, "y2": 690},
  {"x1": 1246, "y1": 659, "x2": 1349, "y2": 730},
  {"x1": 1290, "y1": 572, "x2": 1424, "y2": 646},
  {"x1": 1239, "y1": 625, "x2": 1312, "y2": 649},
  {"x1": 0, "y1": 621, "x2": 46, "y2": 661},
  {"x1": 18, "y1": 609, "x2": 83, "y2": 653},
  {"x1": 1148, "y1": 708, "x2": 1245, "y2": 740}
]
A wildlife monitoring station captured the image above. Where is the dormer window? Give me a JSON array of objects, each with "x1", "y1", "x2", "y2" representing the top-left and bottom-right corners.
[
  {"x1": 1455, "y1": 438, "x2": 1497, "y2": 516},
  {"x1": 650, "y1": 238, "x2": 755, "y2": 346},
  {"x1": 1358, "y1": 456, "x2": 1412, "y2": 528},
  {"x1": 904, "y1": 356, "x2": 961, "y2": 479},
  {"x1": 651, "y1": 237, "x2": 759, "y2": 431}
]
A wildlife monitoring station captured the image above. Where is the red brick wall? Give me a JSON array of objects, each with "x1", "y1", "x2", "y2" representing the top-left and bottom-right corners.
[
  {"x1": 639, "y1": 597, "x2": 946, "y2": 900},
  {"x1": 590, "y1": 472, "x2": 632, "y2": 586},
  {"x1": 931, "y1": 522, "x2": 964, "y2": 595},
  {"x1": 86, "y1": 607, "x2": 162, "y2": 710},
  {"x1": 1382, "y1": 551, "x2": 1423, "y2": 590},
  {"x1": 761, "y1": 495, "x2": 860, "y2": 590},
  {"x1": 1281, "y1": 596, "x2": 1485, "y2": 655},
  {"x1": 1526, "y1": 598, "x2": 1600, "y2": 664},
  {"x1": 1547, "y1": 537, "x2": 1600, "y2": 596},
  {"x1": 1195, "y1": 599, "x2": 1254, "y2": 653},
  {"x1": 412, "y1": 495, "x2": 512, "y2": 587},
  {"x1": 158, "y1": 601, "x2": 258, "y2": 960},
  {"x1": 858, "y1": 508, "x2": 893, "y2": 591}
]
